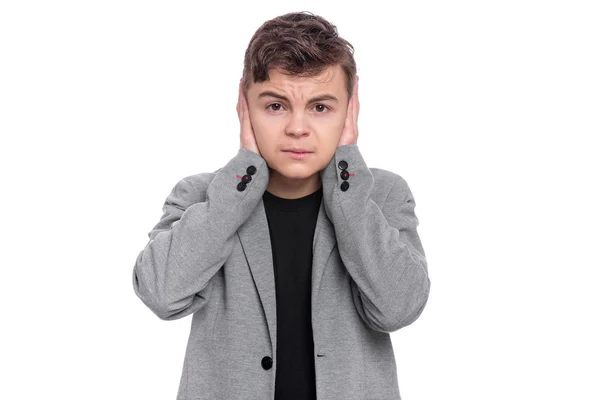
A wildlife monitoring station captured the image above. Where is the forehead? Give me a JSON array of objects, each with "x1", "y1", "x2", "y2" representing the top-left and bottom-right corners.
[{"x1": 251, "y1": 64, "x2": 345, "y2": 95}]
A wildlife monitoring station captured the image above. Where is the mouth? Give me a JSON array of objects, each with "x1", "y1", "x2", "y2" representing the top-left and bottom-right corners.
[
  {"x1": 283, "y1": 150, "x2": 312, "y2": 160},
  {"x1": 283, "y1": 149, "x2": 313, "y2": 154}
]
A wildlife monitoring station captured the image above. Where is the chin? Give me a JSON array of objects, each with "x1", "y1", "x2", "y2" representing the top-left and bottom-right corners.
[{"x1": 276, "y1": 164, "x2": 317, "y2": 180}]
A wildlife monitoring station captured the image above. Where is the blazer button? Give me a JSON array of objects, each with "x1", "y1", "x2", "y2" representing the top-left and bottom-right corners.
[
  {"x1": 247, "y1": 165, "x2": 257, "y2": 175},
  {"x1": 340, "y1": 181, "x2": 349, "y2": 191},
  {"x1": 261, "y1": 356, "x2": 273, "y2": 370},
  {"x1": 237, "y1": 181, "x2": 247, "y2": 191},
  {"x1": 241, "y1": 174, "x2": 252, "y2": 183},
  {"x1": 340, "y1": 170, "x2": 349, "y2": 180},
  {"x1": 337, "y1": 160, "x2": 348, "y2": 170}
]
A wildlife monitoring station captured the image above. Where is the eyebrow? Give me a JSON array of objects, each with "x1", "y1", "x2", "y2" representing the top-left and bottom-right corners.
[{"x1": 257, "y1": 90, "x2": 339, "y2": 104}]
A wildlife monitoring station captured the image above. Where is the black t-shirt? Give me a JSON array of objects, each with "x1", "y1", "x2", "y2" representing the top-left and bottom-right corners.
[{"x1": 262, "y1": 185, "x2": 323, "y2": 400}]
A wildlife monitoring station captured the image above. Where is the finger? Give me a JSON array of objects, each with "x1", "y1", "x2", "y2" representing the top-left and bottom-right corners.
[
  {"x1": 237, "y1": 80, "x2": 242, "y2": 118},
  {"x1": 346, "y1": 95, "x2": 352, "y2": 117},
  {"x1": 351, "y1": 77, "x2": 359, "y2": 125},
  {"x1": 239, "y1": 79, "x2": 245, "y2": 114},
  {"x1": 242, "y1": 87, "x2": 249, "y2": 112},
  {"x1": 344, "y1": 97, "x2": 353, "y2": 130},
  {"x1": 241, "y1": 88, "x2": 252, "y2": 133},
  {"x1": 241, "y1": 82, "x2": 248, "y2": 121},
  {"x1": 354, "y1": 76, "x2": 359, "y2": 122},
  {"x1": 242, "y1": 92, "x2": 249, "y2": 125}
]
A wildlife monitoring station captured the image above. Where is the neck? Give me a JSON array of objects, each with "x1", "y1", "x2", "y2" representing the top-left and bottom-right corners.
[{"x1": 266, "y1": 168, "x2": 322, "y2": 199}]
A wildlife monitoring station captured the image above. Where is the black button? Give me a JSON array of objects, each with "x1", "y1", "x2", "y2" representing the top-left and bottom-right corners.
[
  {"x1": 340, "y1": 170, "x2": 349, "y2": 180},
  {"x1": 338, "y1": 160, "x2": 348, "y2": 170},
  {"x1": 261, "y1": 356, "x2": 273, "y2": 370},
  {"x1": 341, "y1": 181, "x2": 349, "y2": 191},
  {"x1": 247, "y1": 165, "x2": 257, "y2": 175},
  {"x1": 237, "y1": 182, "x2": 247, "y2": 191},
  {"x1": 241, "y1": 174, "x2": 252, "y2": 183}
]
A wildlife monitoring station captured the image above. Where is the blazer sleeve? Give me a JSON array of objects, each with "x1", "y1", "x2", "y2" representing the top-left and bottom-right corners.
[
  {"x1": 319, "y1": 144, "x2": 430, "y2": 333},
  {"x1": 132, "y1": 148, "x2": 269, "y2": 320}
]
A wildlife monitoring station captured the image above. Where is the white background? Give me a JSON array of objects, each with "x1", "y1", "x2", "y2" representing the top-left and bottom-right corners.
[{"x1": 1, "y1": 1, "x2": 599, "y2": 399}]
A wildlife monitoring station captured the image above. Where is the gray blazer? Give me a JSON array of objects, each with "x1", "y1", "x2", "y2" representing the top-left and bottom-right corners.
[{"x1": 133, "y1": 144, "x2": 430, "y2": 400}]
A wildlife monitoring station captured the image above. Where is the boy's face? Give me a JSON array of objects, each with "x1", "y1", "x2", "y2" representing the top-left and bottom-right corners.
[{"x1": 246, "y1": 64, "x2": 349, "y2": 182}]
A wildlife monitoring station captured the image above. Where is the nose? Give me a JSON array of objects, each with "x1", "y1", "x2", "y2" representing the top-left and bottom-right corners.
[{"x1": 284, "y1": 109, "x2": 310, "y2": 136}]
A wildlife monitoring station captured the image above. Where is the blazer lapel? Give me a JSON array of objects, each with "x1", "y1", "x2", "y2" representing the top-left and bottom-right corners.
[{"x1": 237, "y1": 196, "x2": 337, "y2": 351}]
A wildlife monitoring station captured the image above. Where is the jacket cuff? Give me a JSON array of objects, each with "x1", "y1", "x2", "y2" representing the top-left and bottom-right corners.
[{"x1": 319, "y1": 144, "x2": 374, "y2": 232}]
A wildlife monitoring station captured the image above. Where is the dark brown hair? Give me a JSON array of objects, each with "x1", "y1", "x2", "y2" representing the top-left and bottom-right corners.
[{"x1": 242, "y1": 11, "x2": 357, "y2": 104}]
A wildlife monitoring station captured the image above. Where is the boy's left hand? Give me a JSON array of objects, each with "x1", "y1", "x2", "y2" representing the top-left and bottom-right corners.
[{"x1": 337, "y1": 75, "x2": 360, "y2": 147}]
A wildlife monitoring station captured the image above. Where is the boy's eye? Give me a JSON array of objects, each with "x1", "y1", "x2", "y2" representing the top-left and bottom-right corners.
[
  {"x1": 266, "y1": 103, "x2": 330, "y2": 113},
  {"x1": 268, "y1": 103, "x2": 283, "y2": 111}
]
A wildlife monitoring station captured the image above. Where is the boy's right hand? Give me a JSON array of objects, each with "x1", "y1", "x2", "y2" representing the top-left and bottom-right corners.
[{"x1": 237, "y1": 78, "x2": 262, "y2": 157}]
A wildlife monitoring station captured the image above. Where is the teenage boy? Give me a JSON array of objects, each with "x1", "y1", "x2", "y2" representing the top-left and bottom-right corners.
[{"x1": 133, "y1": 11, "x2": 430, "y2": 400}]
